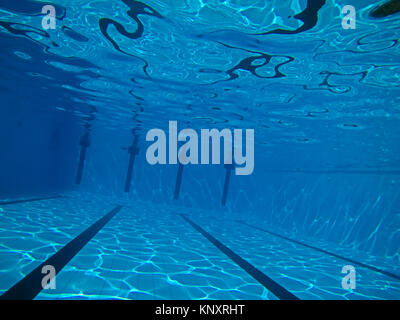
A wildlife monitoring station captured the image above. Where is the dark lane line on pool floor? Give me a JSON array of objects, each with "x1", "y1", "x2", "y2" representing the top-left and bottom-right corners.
[
  {"x1": 237, "y1": 220, "x2": 400, "y2": 282},
  {"x1": 180, "y1": 214, "x2": 300, "y2": 300},
  {"x1": 0, "y1": 205, "x2": 123, "y2": 300},
  {"x1": 0, "y1": 195, "x2": 63, "y2": 206}
]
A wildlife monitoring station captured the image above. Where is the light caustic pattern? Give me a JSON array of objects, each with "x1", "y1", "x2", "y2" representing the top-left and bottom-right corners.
[
  {"x1": 0, "y1": 193, "x2": 398, "y2": 300},
  {"x1": 0, "y1": 0, "x2": 399, "y2": 300}
]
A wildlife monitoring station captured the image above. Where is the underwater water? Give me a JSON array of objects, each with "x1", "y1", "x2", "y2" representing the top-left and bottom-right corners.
[{"x1": 0, "y1": 0, "x2": 399, "y2": 300}]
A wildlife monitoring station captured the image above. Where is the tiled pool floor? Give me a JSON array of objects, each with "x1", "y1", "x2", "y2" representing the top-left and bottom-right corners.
[
  {"x1": 189, "y1": 213, "x2": 400, "y2": 300},
  {"x1": 0, "y1": 192, "x2": 399, "y2": 300}
]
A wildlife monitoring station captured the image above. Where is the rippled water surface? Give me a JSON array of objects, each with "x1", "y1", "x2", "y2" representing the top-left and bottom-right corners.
[{"x1": 0, "y1": 0, "x2": 399, "y2": 300}]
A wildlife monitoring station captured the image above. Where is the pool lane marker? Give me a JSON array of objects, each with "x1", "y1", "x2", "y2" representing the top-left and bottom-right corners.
[
  {"x1": 221, "y1": 164, "x2": 234, "y2": 206},
  {"x1": 0, "y1": 195, "x2": 62, "y2": 206},
  {"x1": 180, "y1": 214, "x2": 299, "y2": 300},
  {"x1": 75, "y1": 130, "x2": 91, "y2": 185},
  {"x1": 174, "y1": 163, "x2": 184, "y2": 200},
  {"x1": 124, "y1": 133, "x2": 140, "y2": 193},
  {"x1": 237, "y1": 220, "x2": 400, "y2": 281},
  {"x1": 0, "y1": 205, "x2": 123, "y2": 300}
]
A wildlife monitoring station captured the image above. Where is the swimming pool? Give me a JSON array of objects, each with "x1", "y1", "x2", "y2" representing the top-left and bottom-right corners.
[{"x1": 0, "y1": 0, "x2": 399, "y2": 300}]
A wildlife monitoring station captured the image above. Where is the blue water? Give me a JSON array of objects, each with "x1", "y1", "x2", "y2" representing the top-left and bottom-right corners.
[{"x1": 0, "y1": 0, "x2": 399, "y2": 300}]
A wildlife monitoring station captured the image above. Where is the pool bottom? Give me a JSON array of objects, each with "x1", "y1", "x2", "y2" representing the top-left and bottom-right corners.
[{"x1": 0, "y1": 192, "x2": 399, "y2": 300}]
